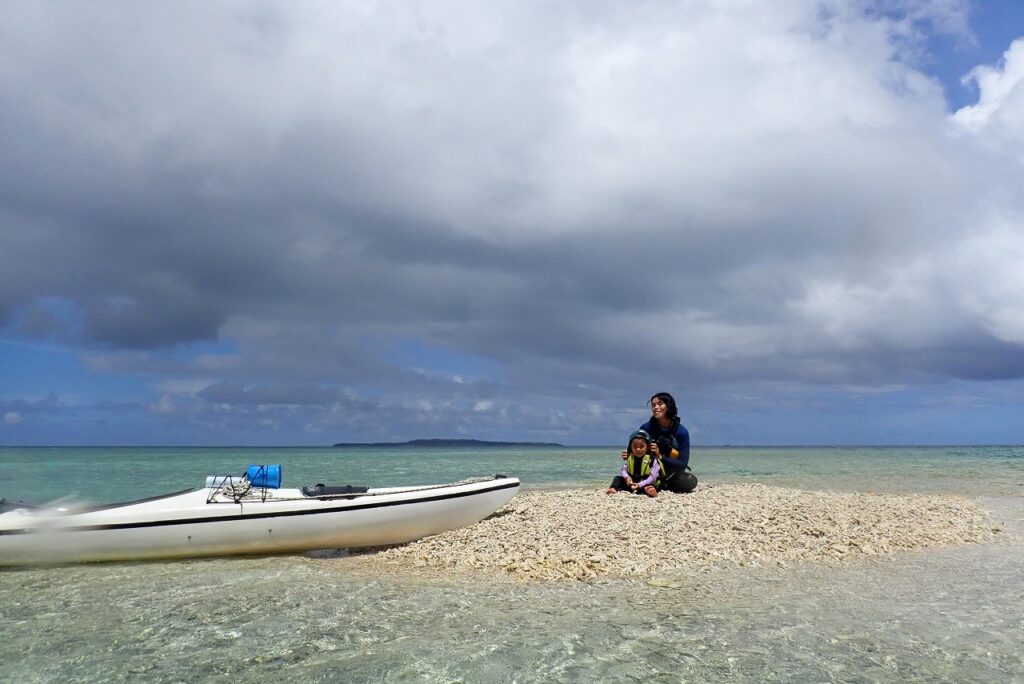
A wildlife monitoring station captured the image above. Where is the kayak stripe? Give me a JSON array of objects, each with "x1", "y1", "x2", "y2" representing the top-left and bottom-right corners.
[{"x1": 0, "y1": 479, "x2": 520, "y2": 536}]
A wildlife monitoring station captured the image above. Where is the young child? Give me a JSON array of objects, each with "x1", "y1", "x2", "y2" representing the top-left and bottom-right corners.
[{"x1": 605, "y1": 429, "x2": 661, "y2": 497}]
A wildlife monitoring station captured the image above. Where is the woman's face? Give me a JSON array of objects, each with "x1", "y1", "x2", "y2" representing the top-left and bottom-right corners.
[{"x1": 651, "y1": 397, "x2": 669, "y2": 421}]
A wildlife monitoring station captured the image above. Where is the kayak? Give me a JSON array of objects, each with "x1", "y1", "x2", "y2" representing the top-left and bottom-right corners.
[{"x1": 0, "y1": 468, "x2": 520, "y2": 566}]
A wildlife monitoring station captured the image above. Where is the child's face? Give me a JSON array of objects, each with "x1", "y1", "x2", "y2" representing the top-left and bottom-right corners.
[{"x1": 630, "y1": 437, "x2": 649, "y2": 456}]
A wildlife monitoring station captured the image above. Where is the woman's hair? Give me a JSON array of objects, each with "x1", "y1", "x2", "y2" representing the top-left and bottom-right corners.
[{"x1": 649, "y1": 392, "x2": 678, "y2": 420}]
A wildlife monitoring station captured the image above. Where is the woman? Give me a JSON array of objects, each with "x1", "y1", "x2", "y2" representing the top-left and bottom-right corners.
[{"x1": 630, "y1": 392, "x2": 698, "y2": 493}]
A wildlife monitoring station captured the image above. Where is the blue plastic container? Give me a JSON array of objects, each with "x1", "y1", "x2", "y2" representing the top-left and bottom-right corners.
[{"x1": 246, "y1": 464, "x2": 282, "y2": 489}]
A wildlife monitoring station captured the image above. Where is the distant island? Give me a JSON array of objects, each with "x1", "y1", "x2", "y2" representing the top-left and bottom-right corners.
[{"x1": 332, "y1": 438, "x2": 563, "y2": 448}]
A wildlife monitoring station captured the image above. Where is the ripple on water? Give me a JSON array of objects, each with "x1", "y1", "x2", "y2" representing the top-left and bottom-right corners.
[{"x1": 1, "y1": 524, "x2": 1023, "y2": 682}]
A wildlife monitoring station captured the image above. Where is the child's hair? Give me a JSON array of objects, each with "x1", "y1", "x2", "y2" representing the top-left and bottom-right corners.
[{"x1": 649, "y1": 392, "x2": 678, "y2": 420}]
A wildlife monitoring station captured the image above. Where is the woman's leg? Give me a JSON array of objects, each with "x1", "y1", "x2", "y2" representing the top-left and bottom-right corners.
[
  {"x1": 667, "y1": 471, "x2": 698, "y2": 493},
  {"x1": 660, "y1": 458, "x2": 698, "y2": 493}
]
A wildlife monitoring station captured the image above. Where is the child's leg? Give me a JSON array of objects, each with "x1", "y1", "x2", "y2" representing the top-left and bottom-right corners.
[{"x1": 607, "y1": 475, "x2": 627, "y2": 494}]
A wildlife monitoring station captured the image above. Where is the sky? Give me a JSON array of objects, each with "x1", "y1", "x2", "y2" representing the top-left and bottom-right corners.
[{"x1": 2, "y1": 1, "x2": 1024, "y2": 447}]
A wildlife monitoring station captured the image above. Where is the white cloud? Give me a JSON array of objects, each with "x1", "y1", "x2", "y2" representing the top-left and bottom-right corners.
[
  {"x1": 949, "y1": 220, "x2": 1024, "y2": 344},
  {"x1": 953, "y1": 38, "x2": 1024, "y2": 142},
  {"x1": 3, "y1": 2, "x2": 1024, "y2": 443}
]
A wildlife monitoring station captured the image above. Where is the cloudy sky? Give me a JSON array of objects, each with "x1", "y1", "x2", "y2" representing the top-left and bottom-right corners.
[{"x1": 2, "y1": 1, "x2": 1024, "y2": 446}]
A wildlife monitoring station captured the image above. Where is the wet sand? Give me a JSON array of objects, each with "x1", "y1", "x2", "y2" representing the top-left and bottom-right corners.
[{"x1": 354, "y1": 483, "x2": 1010, "y2": 582}]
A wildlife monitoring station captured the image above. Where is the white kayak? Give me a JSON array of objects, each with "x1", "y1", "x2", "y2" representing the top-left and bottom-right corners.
[{"x1": 0, "y1": 472, "x2": 520, "y2": 566}]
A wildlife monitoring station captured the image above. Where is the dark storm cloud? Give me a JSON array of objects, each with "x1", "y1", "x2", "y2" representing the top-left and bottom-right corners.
[{"x1": 2, "y1": 1, "x2": 1024, "y2": 444}]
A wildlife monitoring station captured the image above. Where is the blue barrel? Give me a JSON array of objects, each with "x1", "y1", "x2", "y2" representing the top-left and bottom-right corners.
[{"x1": 246, "y1": 464, "x2": 282, "y2": 489}]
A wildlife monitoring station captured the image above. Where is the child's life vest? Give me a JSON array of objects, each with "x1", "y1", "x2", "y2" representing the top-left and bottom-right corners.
[{"x1": 625, "y1": 453, "x2": 662, "y2": 488}]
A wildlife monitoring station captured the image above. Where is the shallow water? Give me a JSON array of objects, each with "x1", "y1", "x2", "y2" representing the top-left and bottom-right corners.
[
  {"x1": 2, "y1": 535, "x2": 1022, "y2": 682},
  {"x1": 1, "y1": 446, "x2": 1023, "y2": 682},
  {"x1": 3, "y1": 445, "x2": 1023, "y2": 504}
]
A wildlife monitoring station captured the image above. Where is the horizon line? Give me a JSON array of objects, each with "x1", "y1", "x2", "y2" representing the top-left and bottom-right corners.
[{"x1": 2, "y1": 443, "x2": 1022, "y2": 449}]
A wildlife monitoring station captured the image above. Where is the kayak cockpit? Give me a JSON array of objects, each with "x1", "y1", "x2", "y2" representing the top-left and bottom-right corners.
[{"x1": 300, "y1": 484, "x2": 369, "y2": 497}]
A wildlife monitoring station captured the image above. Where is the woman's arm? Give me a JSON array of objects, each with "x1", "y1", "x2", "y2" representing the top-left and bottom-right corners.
[{"x1": 675, "y1": 425, "x2": 691, "y2": 467}]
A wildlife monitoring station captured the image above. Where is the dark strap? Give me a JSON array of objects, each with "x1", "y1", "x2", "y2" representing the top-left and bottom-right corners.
[{"x1": 301, "y1": 483, "x2": 369, "y2": 496}]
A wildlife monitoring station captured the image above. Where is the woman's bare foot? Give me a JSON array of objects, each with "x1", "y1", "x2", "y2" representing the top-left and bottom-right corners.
[
  {"x1": 605, "y1": 487, "x2": 617, "y2": 495},
  {"x1": 644, "y1": 485, "x2": 658, "y2": 497}
]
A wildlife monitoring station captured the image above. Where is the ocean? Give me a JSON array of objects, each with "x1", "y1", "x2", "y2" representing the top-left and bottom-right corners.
[{"x1": 1, "y1": 445, "x2": 1022, "y2": 682}]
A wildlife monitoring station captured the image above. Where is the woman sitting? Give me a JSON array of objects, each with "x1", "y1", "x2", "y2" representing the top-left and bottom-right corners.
[{"x1": 627, "y1": 392, "x2": 698, "y2": 493}]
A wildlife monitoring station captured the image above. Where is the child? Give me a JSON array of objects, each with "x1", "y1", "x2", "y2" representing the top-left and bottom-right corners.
[{"x1": 605, "y1": 429, "x2": 661, "y2": 497}]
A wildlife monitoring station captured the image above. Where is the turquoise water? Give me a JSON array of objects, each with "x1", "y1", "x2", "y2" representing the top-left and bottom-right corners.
[
  {"x1": 3, "y1": 445, "x2": 1023, "y2": 504},
  {"x1": 2, "y1": 446, "x2": 1023, "y2": 682}
]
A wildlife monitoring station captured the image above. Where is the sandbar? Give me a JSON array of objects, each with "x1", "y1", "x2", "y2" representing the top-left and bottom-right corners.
[{"x1": 352, "y1": 483, "x2": 1010, "y2": 582}]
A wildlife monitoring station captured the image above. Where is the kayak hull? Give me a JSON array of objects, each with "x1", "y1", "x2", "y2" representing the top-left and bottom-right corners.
[{"x1": 0, "y1": 476, "x2": 520, "y2": 566}]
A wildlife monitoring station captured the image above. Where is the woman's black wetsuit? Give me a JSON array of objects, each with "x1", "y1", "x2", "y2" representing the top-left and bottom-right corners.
[{"x1": 640, "y1": 417, "x2": 698, "y2": 493}]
